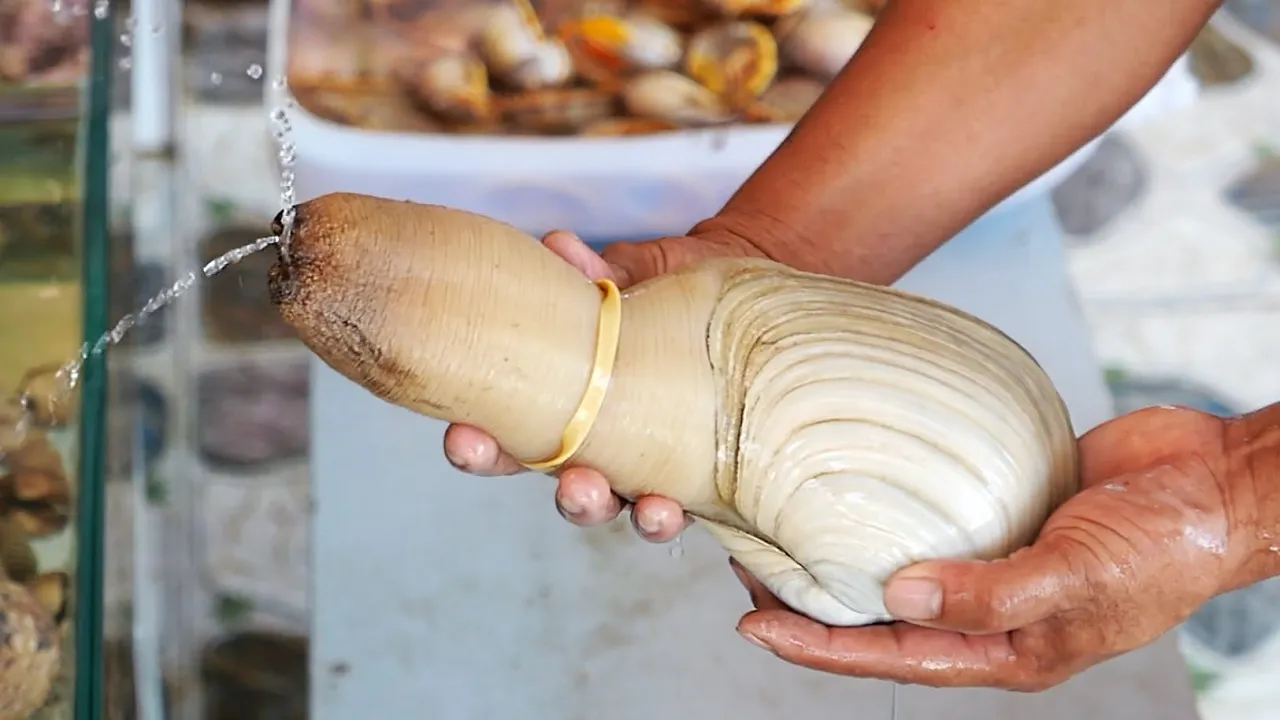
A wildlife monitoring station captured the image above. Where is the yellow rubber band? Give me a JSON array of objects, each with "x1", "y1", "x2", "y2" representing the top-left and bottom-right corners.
[{"x1": 520, "y1": 278, "x2": 622, "y2": 472}]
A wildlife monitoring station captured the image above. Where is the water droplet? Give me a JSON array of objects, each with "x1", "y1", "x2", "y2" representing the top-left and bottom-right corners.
[
  {"x1": 272, "y1": 75, "x2": 288, "y2": 90},
  {"x1": 669, "y1": 536, "x2": 684, "y2": 558},
  {"x1": 124, "y1": 13, "x2": 137, "y2": 29},
  {"x1": 119, "y1": 32, "x2": 132, "y2": 47},
  {"x1": 150, "y1": 22, "x2": 162, "y2": 34},
  {"x1": 93, "y1": 0, "x2": 109, "y2": 19},
  {"x1": 210, "y1": 72, "x2": 223, "y2": 85},
  {"x1": 118, "y1": 57, "x2": 132, "y2": 71},
  {"x1": 246, "y1": 64, "x2": 263, "y2": 80}
]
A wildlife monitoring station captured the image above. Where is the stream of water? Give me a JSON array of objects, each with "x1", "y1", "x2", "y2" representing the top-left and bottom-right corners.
[
  {"x1": 9, "y1": 235, "x2": 282, "y2": 449},
  {"x1": 3, "y1": 0, "x2": 305, "y2": 450}
]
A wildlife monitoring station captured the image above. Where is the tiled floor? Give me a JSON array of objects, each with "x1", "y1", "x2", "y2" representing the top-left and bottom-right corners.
[{"x1": 1058, "y1": 7, "x2": 1280, "y2": 718}]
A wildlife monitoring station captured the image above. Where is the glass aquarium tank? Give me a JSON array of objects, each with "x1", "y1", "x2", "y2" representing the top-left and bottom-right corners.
[{"x1": 0, "y1": 0, "x2": 111, "y2": 715}]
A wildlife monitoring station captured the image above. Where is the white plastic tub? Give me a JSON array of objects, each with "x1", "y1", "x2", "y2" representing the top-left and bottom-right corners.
[{"x1": 264, "y1": 3, "x2": 1198, "y2": 238}]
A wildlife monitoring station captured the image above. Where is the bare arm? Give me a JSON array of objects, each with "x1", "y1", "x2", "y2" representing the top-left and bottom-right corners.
[
  {"x1": 445, "y1": 0, "x2": 1227, "y2": 542},
  {"x1": 608, "y1": 0, "x2": 1222, "y2": 286}
]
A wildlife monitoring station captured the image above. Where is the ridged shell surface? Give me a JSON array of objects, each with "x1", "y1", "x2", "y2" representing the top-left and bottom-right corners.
[{"x1": 698, "y1": 266, "x2": 1078, "y2": 627}]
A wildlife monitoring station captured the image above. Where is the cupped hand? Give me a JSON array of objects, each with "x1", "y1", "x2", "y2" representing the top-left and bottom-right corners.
[
  {"x1": 443, "y1": 228, "x2": 755, "y2": 543},
  {"x1": 731, "y1": 405, "x2": 1251, "y2": 691}
]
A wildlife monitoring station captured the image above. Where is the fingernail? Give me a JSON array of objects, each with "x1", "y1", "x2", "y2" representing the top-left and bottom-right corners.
[
  {"x1": 883, "y1": 577, "x2": 942, "y2": 620},
  {"x1": 557, "y1": 493, "x2": 583, "y2": 518},
  {"x1": 739, "y1": 631, "x2": 770, "y2": 652},
  {"x1": 445, "y1": 437, "x2": 486, "y2": 471},
  {"x1": 634, "y1": 511, "x2": 661, "y2": 537},
  {"x1": 445, "y1": 446, "x2": 470, "y2": 470}
]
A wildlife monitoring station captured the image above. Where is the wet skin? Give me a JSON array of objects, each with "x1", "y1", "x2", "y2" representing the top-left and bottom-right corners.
[{"x1": 444, "y1": 231, "x2": 1280, "y2": 691}]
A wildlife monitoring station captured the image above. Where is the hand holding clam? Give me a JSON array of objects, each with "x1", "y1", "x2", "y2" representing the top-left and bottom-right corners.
[
  {"x1": 442, "y1": 229, "x2": 723, "y2": 543},
  {"x1": 733, "y1": 406, "x2": 1280, "y2": 690}
]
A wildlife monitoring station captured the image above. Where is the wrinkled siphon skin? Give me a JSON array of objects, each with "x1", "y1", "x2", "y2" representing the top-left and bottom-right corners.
[{"x1": 268, "y1": 192, "x2": 1082, "y2": 628}]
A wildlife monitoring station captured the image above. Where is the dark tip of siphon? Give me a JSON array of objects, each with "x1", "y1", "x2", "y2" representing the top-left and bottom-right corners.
[{"x1": 270, "y1": 208, "x2": 288, "y2": 237}]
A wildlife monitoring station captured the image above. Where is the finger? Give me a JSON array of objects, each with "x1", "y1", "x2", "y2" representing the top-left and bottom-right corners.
[
  {"x1": 736, "y1": 611, "x2": 1046, "y2": 689},
  {"x1": 729, "y1": 558, "x2": 787, "y2": 611},
  {"x1": 542, "y1": 230, "x2": 616, "y2": 283},
  {"x1": 555, "y1": 466, "x2": 624, "y2": 526},
  {"x1": 628, "y1": 495, "x2": 688, "y2": 543},
  {"x1": 882, "y1": 542, "x2": 1080, "y2": 634},
  {"x1": 602, "y1": 238, "x2": 699, "y2": 289},
  {"x1": 600, "y1": 232, "x2": 760, "y2": 289},
  {"x1": 443, "y1": 424, "x2": 525, "y2": 476}
]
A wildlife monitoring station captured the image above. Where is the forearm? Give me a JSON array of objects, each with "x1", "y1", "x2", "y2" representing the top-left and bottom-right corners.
[
  {"x1": 696, "y1": 0, "x2": 1220, "y2": 285},
  {"x1": 1225, "y1": 402, "x2": 1280, "y2": 592}
]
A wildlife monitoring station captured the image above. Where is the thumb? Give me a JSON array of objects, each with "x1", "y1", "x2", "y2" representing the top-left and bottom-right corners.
[{"x1": 883, "y1": 543, "x2": 1081, "y2": 634}]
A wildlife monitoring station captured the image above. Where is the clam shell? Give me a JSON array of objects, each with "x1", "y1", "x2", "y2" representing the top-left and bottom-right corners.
[
  {"x1": 776, "y1": 8, "x2": 875, "y2": 79},
  {"x1": 15, "y1": 364, "x2": 75, "y2": 428},
  {"x1": 701, "y1": 265, "x2": 1077, "y2": 626},
  {"x1": 622, "y1": 70, "x2": 734, "y2": 127}
]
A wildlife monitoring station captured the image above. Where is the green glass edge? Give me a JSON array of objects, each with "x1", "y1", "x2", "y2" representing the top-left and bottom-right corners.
[{"x1": 74, "y1": 8, "x2": 114, "y2": 720}]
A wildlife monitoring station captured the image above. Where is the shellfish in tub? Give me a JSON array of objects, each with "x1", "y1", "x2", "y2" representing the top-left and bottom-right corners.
[
  {"x1": 479, "y1": 0, "x2": 575, "y2": 90},
  {"x1": 685, "y1": 20, "x2": 780, "y2": 109},
  {"x1": 775, "y1": 6, "x2": 876, "y2": 79},
  {"x1": 266, "y1": 193, "x2": 1080, "y2": 627},
  {"x1": 558, "y1": 12, "x2": 684, "y2": 87},
  {"x1": 400, "y1": 52, "x2": 494, "y2": 126},
  {"x1": 622, "y1": 70, "x2": 734, "y2": 126}
]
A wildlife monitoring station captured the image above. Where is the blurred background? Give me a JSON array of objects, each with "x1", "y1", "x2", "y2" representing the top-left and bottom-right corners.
[{"x1": 0, "y1": 0, "x2": 1277, "y2": 717}]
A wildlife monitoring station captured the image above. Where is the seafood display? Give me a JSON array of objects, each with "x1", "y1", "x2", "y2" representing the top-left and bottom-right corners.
[
  {"x1": 0, "y1": 106, "x2": 86, "y2": 720},
  {"x1": 267, "y1": 193, "x2": 1078, "y2": 626},
  {"x1": 0, "y1": 388, "x2": 76, "y2": 719},
  {"x1": 0, "y1": 0, "x2": 90, "y2": 88},
  {"x1": 286, "y1": 0, "x2": 885, "y2": 135},
  {"x1": 0, "y1": 0, "x2": 89, "y2": 126}
]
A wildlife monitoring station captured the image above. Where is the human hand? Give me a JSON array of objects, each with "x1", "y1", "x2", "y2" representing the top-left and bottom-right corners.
[
  {"x1": 443, "y1": 227, "x2": 761, "y2": 542},
  {"x1": 730, "y1": 405, "x2": 1258, "y2": 691}
]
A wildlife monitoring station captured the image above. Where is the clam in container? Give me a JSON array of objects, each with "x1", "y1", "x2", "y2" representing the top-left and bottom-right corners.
[
  {"x1": 0, "y1": 0, "x2": 115, "y2": 714},
  {"x1": 266, "y1": 2, "x2": 1200, "y2": 719}
]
